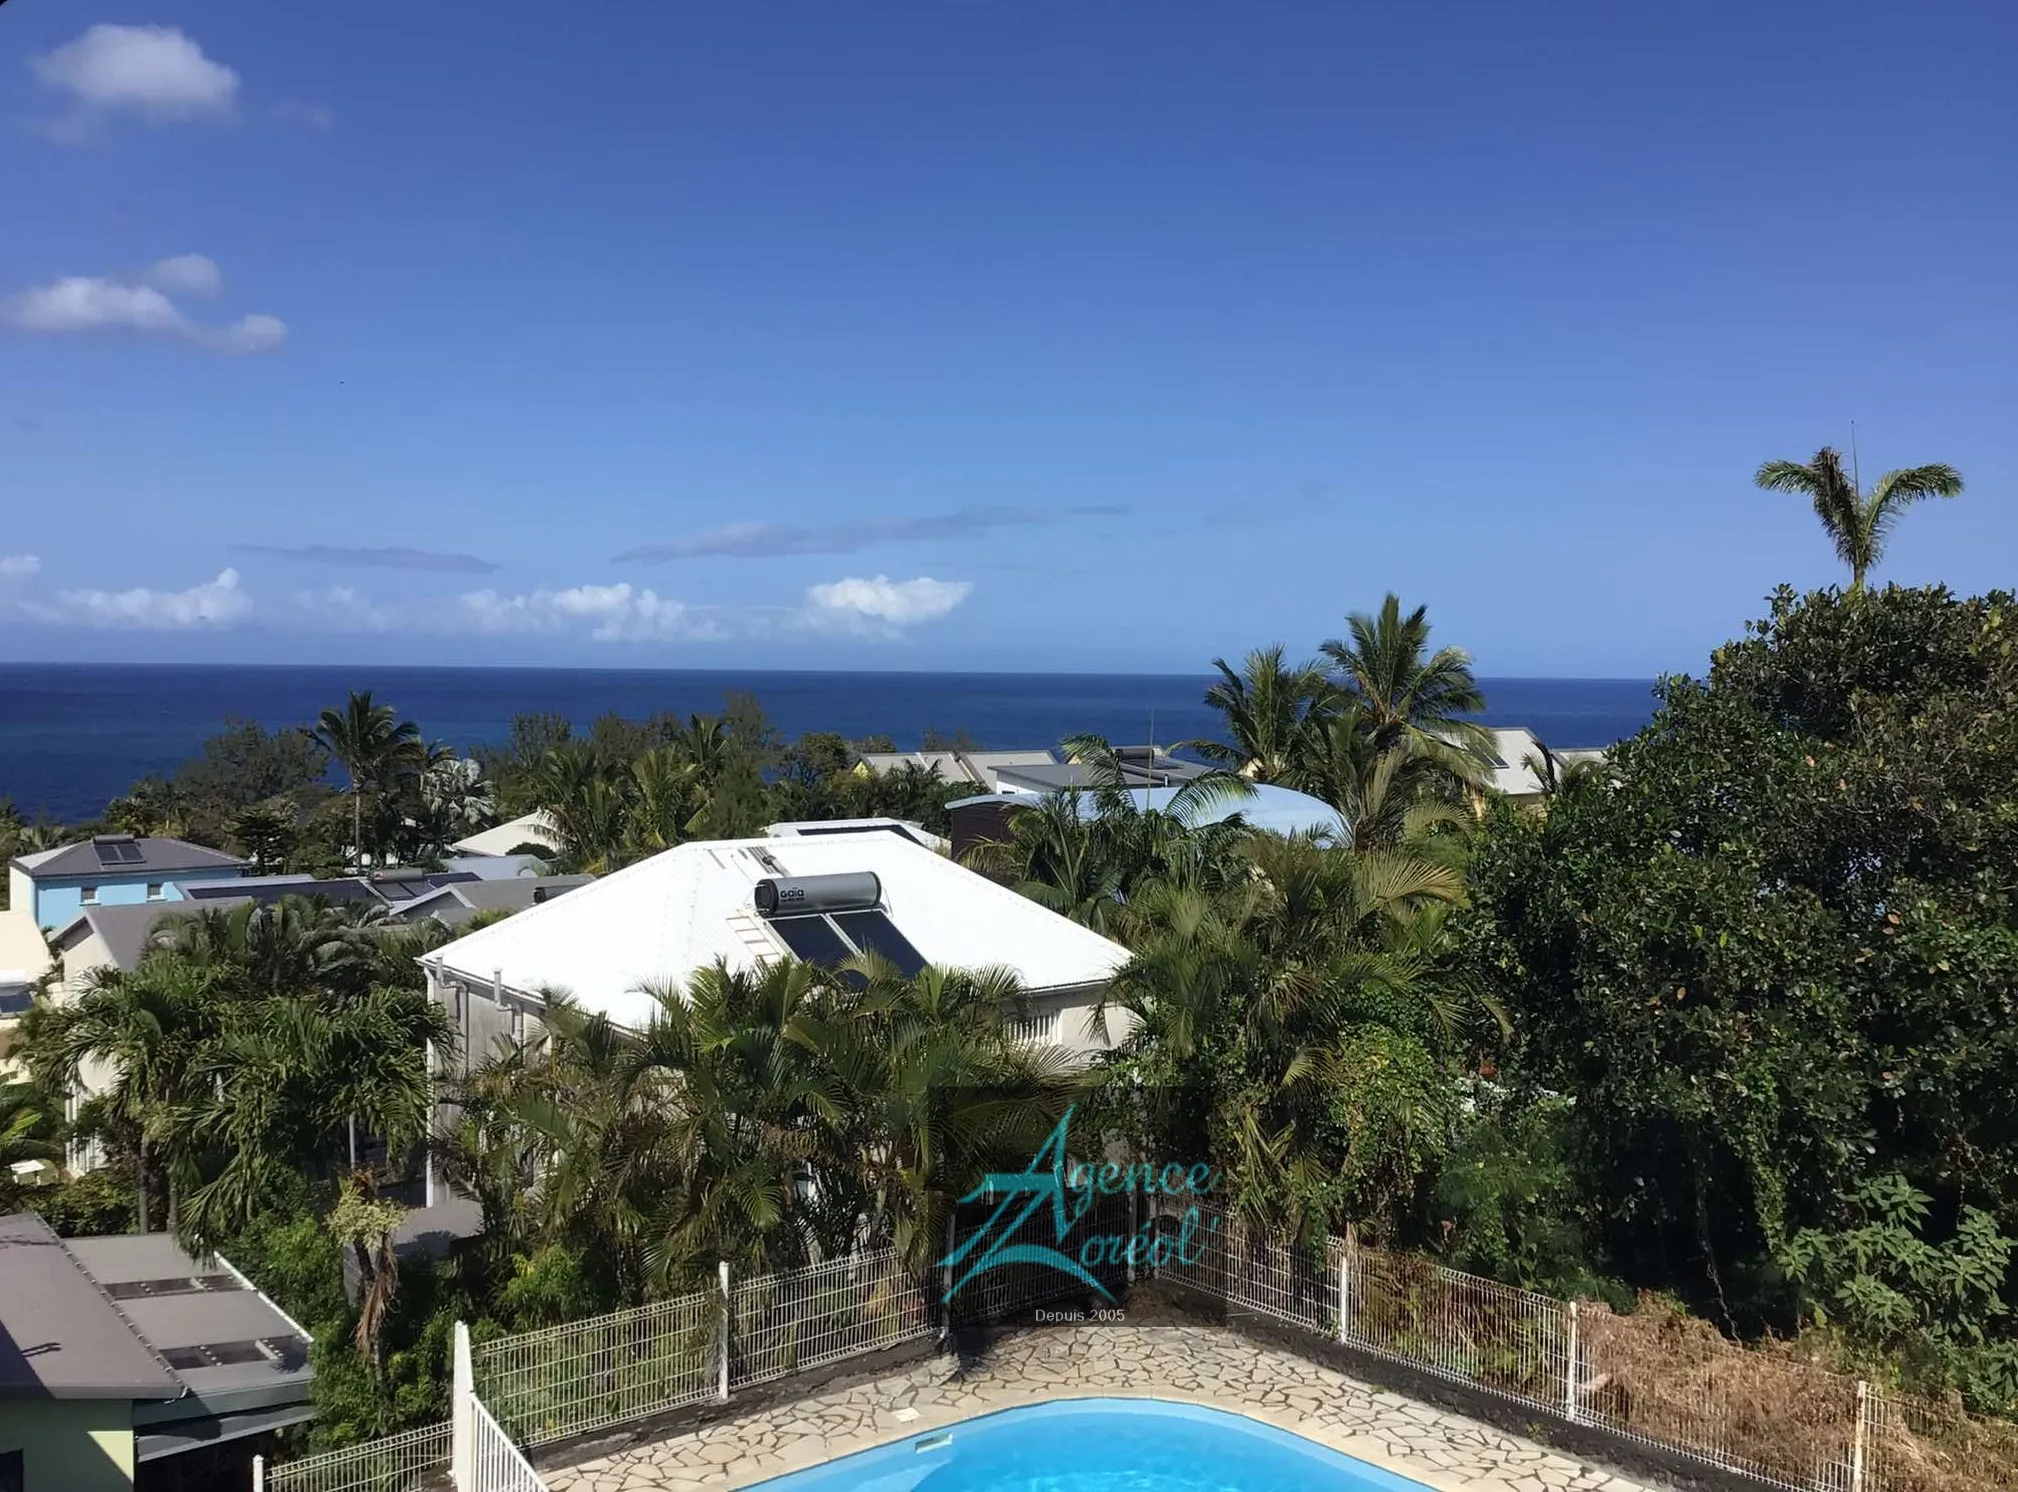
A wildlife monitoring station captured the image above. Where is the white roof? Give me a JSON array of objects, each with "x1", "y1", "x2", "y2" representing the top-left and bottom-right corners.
[
  {"x1": 451, "y1": 811, "x2": 561, "y2": 858},
  {"x1": 1486, "y1": 727, "x2": 1548, "y2": 797},
  {"x1": 427, "y1": 831, "x2": 1129, "y2": 1029}
]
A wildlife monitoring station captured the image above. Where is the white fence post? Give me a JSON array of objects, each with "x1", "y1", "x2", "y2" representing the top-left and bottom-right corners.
[
  {"x1": 1565, "y1": 1299, "x2": 1580, "y2": 1423},
  {"x1": 1850, "y1": 1379, "x2": 1870, "y2": 1492},
  {"x1": 251, "y1": 1453, "x2": 264, "y2": 1492},
  {"x1": 1338, "y1": 1225, "x2": 1355, "y2": 1344},
  {"x1": 717, "y1": 1261, "x2": 732, "y2": 1403},
  {"x1": 451, "y1": 1319, "x2": 473, "y2": 1490}
]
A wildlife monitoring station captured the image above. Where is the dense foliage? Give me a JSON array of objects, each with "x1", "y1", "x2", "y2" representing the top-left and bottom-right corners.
[{"x1": 1463, "y1": 584, "x2": 2018, "y2": 1408}]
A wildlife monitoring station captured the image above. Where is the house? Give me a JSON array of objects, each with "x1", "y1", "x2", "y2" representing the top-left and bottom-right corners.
[
  {"x1": 853, "y1": 749, "x2": 1062, "y2": 791},
  {"x1": 0, "y1": 1213, "x2": 313, "y2": 1492},
  {"x1": 947, "y1": 781, "x2": 1349, "y2": 862},
  {"x1": 854, "y1": 745, "x2": 1210, "y2": 794},
  {"x1": 387, "y1": 874, "x2": 593, "y2": 929},
  {"x1": 449, "y1": 810, "x2": 562, "y2": 859},
  {"x1": 8, "y1": 836, "x2": 247, "y2": 932},
  {"x1": 0, "y1": 911, "x2": 53, "y2": 1083},
  {"x1": 420, "y1": 826, "x2": 1131, "y2": 1095},
  {"x1": 1476, "y1": 727, "x2": 1609, "y2": 807}
]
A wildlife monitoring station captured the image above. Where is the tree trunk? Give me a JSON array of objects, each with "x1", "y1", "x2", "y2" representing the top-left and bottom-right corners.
[
  {"x1": 349, "y1": 1115, "x2": 358, "y2": 1169},
  {"x1": 135, "y1": 1137, "x2": 150, "y2": 1235},
  {"x1": 353, "y1": 784, "x2": 363, "y2": 872}
]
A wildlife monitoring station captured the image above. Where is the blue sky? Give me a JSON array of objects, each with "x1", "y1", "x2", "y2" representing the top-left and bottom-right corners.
[{"x1": 1, "y1": 2, "x2": 2011, "y2": 676}]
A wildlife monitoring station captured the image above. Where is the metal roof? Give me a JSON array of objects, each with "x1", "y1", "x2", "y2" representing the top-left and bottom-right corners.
[
  {"x1": 427, "y1": 832, "x2": 1129, "y2": 1029},
  {"x1": 10, "y1": 836, "x2": 247, "y2": 881},
  {"x1": 0, "y1": 1212, "x2": 182, "y2": 1400},
  {"x1": 53, "y1": 904, "x2": 203, "y2": 974}
]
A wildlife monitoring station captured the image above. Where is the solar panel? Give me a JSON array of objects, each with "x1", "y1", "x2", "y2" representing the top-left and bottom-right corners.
[
  {"x1": 94, "y1": 838, "x2": 145, "y2": 866},
  {"x1": 831, "y1": 911, "x2": 929, "y2": 978},
  {"x1": 769, "y1": 914, "x2": 854, "y2": 969}
]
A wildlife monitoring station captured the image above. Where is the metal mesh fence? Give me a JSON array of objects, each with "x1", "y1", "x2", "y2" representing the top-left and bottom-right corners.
[
  {"x1": 1344, "y1": 1244, "x2": 1570, "y2": 1406},
  {"x1": 1866, "y1": 1386, "x2": 2018, "y2": 1492},
  {"x1": 262, "y1": 1422, "x2": 450, "y2": 1492},
  {"x1": 471, "y1": 1290, "x2": 717, "y2": 1448},
  {"x1": 729, "y1": 1248, "x2": 933, "y2": 1389}
]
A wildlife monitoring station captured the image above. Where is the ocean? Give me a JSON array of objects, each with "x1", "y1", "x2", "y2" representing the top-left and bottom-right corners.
[{"x1": 0, "y1": 664, "x2": 1663, "y2": 822}]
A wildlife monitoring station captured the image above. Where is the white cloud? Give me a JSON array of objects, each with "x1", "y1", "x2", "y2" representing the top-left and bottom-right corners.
[
  {"x1": 144, "y1": 254, "x2": 223, "y2": 297},
  {"x1": 0, "y1": 554, "x2": 40, "y2": 580},
  {"x1": 458, "y1": 583, "x2": 719, "y2": 643},
  {"x1": 4, "y1": 265, "x2": 286, "y2": 356},
  {"x1": 26, "y1": 568, "x2": 252, "y2": 630},
  {"x1": 33, "y1": 25, "x2": 240, "y2": 124},
  {"x1": 806, "y1": 574, "x2": 972, "y2": 628}
]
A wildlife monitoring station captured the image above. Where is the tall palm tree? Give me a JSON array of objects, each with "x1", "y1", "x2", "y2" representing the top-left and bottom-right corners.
[
  {"x1": 1754, "y1": 447, "x2": 1964, "y2": 591},
  {"x1": 1321, "y1": 594, "x2": 1493, "y2": 790},
  {"x1": 793, "y1": 957, "x2": 1080, "y2": 1281},
  {"x1": 1190, "y1": 646, "x2": 1328, "y2": 783},
  {"x1": 313, "y1": 691, "x2": 425, "y2": 871},
  {"x1": 36, "y1": 955, "x2": 231, "y2": 1233}
]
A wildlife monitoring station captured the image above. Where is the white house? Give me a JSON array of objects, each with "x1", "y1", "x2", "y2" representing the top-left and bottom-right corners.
[{"x1": 421, "y1": 826, "x2": 1132, "y2": 1082}]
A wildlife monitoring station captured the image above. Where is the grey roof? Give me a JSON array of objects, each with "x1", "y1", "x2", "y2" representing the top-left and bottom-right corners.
[
  {"x1": 0, "y1": 1212, "x2": 183, "y2": 1400},
  {"x1": 54, "y1": 903, "x2": 207, "y2": 974},
  {"x1": 63, "y1": 1232, "x2": 312, "y2": 1410},
  {"x1": 395, "y1": 875, "x2": 593, "y2": 927},
  {"x1": 11, "y1": 835, "x2": 246, "y2": 881}
]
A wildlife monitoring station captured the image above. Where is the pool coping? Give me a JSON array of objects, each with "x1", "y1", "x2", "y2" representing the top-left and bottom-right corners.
[{"x1": 545, "y1": 1323, "x2": 1652, "y2": 1492}]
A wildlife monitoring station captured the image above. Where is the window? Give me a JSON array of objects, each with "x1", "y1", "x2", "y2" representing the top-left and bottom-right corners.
[
  {"x1": 80, "y1": 885, "x2": 98, "y2": 905},
  {"x1": 0, "y1": 1447, "x2": 22, "y2": 1492},
  {"x1": 146, "y1": 882, "x2": 164, "y2": 901},
  {"x1": 1007, "y1": 1010, "x2": 1060, "y2": 1044}
]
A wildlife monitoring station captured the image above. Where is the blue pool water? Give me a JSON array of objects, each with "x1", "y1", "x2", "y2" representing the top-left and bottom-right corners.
[{"x1": 747, "y1": 1398, "x2": 1427, "y2": 1491}]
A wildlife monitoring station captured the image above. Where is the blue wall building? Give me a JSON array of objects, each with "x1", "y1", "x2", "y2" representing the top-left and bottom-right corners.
[{"x1": 10, "y1": 835, "x2": 249, "y2": 931}]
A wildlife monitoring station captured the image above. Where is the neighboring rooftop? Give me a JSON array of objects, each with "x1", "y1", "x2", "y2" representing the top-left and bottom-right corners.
[
  {"x1": 952, "y1": 781, "x2": 1349, "y2": 842},
  {"x1": 392, "y1": 874, "x2": 594, "y2": 928},
  {"x1": 451, "y1": 810, "x2": 562, "y2": 858},
  {"x1": 427, "y1": 831, "x2": 1130, "y2": 1028},
  {"x1": 10, "y1": 834, "x2": 247, "y2": 880},
  {"x1": 0, "y1": 1211, "x2": 182, "y2": 1400},
  {"x1": 52, "y1": 903, "x2": 199, "y2": 974},
  {"x1": 854, "y1": 749, "x2": 1060, "y2": 790}
]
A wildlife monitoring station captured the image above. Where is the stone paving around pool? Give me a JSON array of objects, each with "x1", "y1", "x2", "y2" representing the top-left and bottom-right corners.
[{"x1": 545, "y1": 1324, "x2": 1664, "y2": 1492}]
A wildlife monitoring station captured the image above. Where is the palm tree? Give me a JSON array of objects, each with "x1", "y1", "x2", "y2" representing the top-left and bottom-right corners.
[
  {"x1": 1190, "y1": 646, "x2": 1328, "y2": 783},
  {"x1": 0, "y1": 1081, "x2": 61, "y2": 1212},
  {"x1": 313, "y1": 691, "x2": 425, "y2": 871},
  {"x1": 1321, "y1": 594, "x2": 1493, "y2": 791},
  {"x1": 35, "y1": 954, "x2": 231, "y2": 1233},
  {"x1": 793, "y1": 957, "x2": 1080, "y2": 1281},
  {"x1": 1754, "y1": 447, "x2": 1964, "y2": 591}
]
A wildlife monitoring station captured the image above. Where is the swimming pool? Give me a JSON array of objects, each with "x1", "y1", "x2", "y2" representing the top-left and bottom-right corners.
[{"x1": 746, "y1": 1397, "x2": 1429, "y2": 1491}]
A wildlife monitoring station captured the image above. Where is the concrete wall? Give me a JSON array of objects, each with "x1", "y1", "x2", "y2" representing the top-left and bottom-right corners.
[{"x1": 0, "y1": 1398, "x2": 136, "y2": 1492}]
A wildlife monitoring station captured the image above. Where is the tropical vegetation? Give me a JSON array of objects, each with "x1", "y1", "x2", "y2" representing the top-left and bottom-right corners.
[{"x1": 6, "y1": 449, "x2": 2010, "y2": 1443}]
